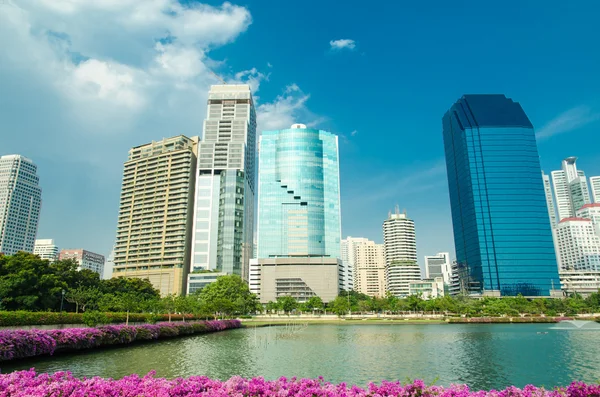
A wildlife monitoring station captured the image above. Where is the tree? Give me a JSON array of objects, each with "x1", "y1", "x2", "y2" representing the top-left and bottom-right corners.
[
  {"x1": 65, "y1": 286, "x2": 100, "y2": 313},
  {"x1": 98, "y1": 292, "x2": 141, "y2": 325},
  {"x1": 306, "y1": 296, "x2": 324, "y2": 312},
  {"x1": 265, "y1": 301, "x2": 278, "y2": 313},
  {"x1": 200, "y1": 275, "x2": 260, "y2": 316},
  {"x1": 329, "y1": 296, "x2": 350, "y2": 316},
  {"x1": 276, "y1": 296, "x2": 298, "y2": 314}
]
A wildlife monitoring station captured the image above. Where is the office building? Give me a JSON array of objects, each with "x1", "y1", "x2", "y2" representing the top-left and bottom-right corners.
[
  {"x1": 59, "y1": 249, "x2": 105, "y2": 275},
  {"x1": 104, "y1": 247, "x2": 115, "y2": 280},
  {"x1": 560, "y1": 270, "x2": 600, "y2": 298},
  {"x1": 113, "y1": 135, "x2": 198, "y2": 296},
  {"x1": 342, "y1": 237, "x2": 370, "y2": 292},
  {"x1": 254, "y1": 123, "x2": 342, "y2": 303},
  {"x1": 551, "y1": 157, "x2": 591, "y2": 221},
  {"x1": 409, "y1": 277, "x2": 445, "y2": 300},
  {"x1": 442, "y1": 94, "x2": 559, "y2": 296},
  {"x1": 424, "y1": 252, "x2": 451, "y2": 284},
  {"x1": 555, "y1": 218, "x2": 600, "y2": 271},
  {"x1": 576, "y1": 204, "x2": 600, "y2": 235},
  {"x1": 352, "y1": 239, "x2": 386, "y2": 297},
  {"x1": 33, "y1": 239, "x2": 59, "y2": 262},
  {"x1": 190, "y1": 85, "x2": 257, "y2": 281},
  {"x1": 0, "y1": 155, "x2": 42, "y2": 255},
  {"x1": 590, "y1": 176, "x2": 600, "y2": 203},
  {"x1": 187, "y1": 271, "x2": 227, "y2": 294},
  {"x1": 386, "y1": 261, "x2": 422, "y2": 297},
  {"x1": 542, "y1": 172, "x2": 558, "y2": 227}
]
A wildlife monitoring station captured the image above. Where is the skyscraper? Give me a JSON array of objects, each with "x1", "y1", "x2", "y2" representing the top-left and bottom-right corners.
[
  {"x1": 551, "y1": 157, "x2": 591, "y2": 221},
  {"x1": 542, "y1": 172, "x2": 557, "y2": 227},
  {"x1": 113, "y1": 135, "x2": 198, "y2": 296},
  {"x1": 590, "y1": 176, "x2": 600, "y2": 203},
  {"x1": 0, "y1": 155, "x2": 42, "y2": 255},
  {"x1": 34, "y1": 239, "x2": 59, "y2": 262},
  {"x1": 352, "y1": 239, "x2": 386, "y2": 297},
  {"x1": 341, "y1": 237, "x2": 370, "y2": 291},
  {"x1": 190, "y1": 85, "x2": 256, "y2": 281},
  {"x1": 442, "y1": 94, "x2": 559, "y2": 297},
  {"x1": 253, "y1": 123, "x2": 342, "y2": 303}
]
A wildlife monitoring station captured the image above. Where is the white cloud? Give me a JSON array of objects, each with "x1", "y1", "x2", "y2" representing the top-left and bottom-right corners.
[
  {"x1": 536, "y1": 106, "x2": 600, "y2": 140},
  {"x1": 350, "y1": 130, "x2": 358, "y2": 136},
  {"x1": 232, "y1": 67, "x2": 269, "y2": 94},
  {"x1": 257, "y1": 84, "x2": 323, "y2": 132},
  {"x1": 329, "y1": 39, "x2": 356, "y2": 51}
]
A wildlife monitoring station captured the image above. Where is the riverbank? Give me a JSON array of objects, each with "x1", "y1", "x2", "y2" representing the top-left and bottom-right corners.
[
  {"x1": 1, "y1": 370, "x2": 596, "y2": 397},
  {"x1": 0, "y1": 320, "x2": 240, "y2": 362}
]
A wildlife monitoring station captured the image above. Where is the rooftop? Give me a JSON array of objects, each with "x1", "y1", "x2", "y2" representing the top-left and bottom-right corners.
[{"x1": 559, "y1": 217, "x2": 592, "y2": 223}]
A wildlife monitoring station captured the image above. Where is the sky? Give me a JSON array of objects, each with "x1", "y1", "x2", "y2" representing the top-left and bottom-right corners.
[{"x1": 2, "y1": 0, "x2": 600, "y2": 270}]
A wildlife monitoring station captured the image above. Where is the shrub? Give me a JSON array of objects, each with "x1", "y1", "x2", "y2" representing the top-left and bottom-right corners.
[{"x1": 82, "y1": 311, "x2": 110, "y2": 327}]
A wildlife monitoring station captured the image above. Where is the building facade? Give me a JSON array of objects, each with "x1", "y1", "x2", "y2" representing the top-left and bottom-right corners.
[
  {"x1": 386, "y1": 261, "x2": 422, "y2": 297},
  {"x1": 442, "y1": 94, "x2": 559, "y2": 296},
  {"x1": 33, "y1": 239, "x2": 59, "y2": 262},
  {"x1": 0, "y1": 155, "x2": 42, "y2": 255},
  {"x1": 113, "y1": 135, "x2": 198, "y2": 296},
  {"x1": 59, "y1": 249, "x2": 105, "y2": 275},
  {"x1": 352, "y1": 239, "x2": 386, "y2": 297},
  {"x1": 555, "y1": 218, "x2": 600, "y2": 271},
  {"x1": 424, "y1": 252, "x2": 451, "y2": 285},
  {"x1": 254, "y1": 123, "x2": 342, "y2": 303},
  {"x1": 341, "y1": 237, "x2": 370, "y2": 292},
  {"x1": 190, "y1": 85, "x2": 257, "y2": 280},
  {"x1": 590, "y1": 176, "x2": 600, "y2": 204},
  {"x1": 187, "y1": 271, "x2": 227, "y2": 294},
  {"x1": 409, "y1": 277, "x2": 445, "y2": 300},
  {"x1": 382, "y1": 208, "x2": 417, "y2": 265},
  {"x1": 560, "y1": 270, "x2": 600, "y2": 298}
]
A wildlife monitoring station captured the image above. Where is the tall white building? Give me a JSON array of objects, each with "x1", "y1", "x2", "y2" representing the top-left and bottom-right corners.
[
  {"x1": 551, "y1": 157, "x2": 591, "y2": 221},
  {"x1": 590, "y1": 176, "x2": 600, "y2": 204},
  {"x1": 0, "y1": 155, "x2": 42, "y2": 255},
  {"x1": 341, "y1": 237, "x2": 369, "y2": 292},
  {"x1": 351, "y1": 239, "x2": 386, "y2": 297},
  {"x1": 383, "y1": 208, "x2": 419, "y2": 296},
  {"x1": 424, "y1": 252, "x2": 451, "y2": 284},
  {"x1": 190, "y1": 85, "x2": 256, "y2": 281},
  {"x1": 555, "y1": 217, "x2": 600, "y2": 271},
  {"x1": 33, "y1": 239, "x2": 59, "y2": 262},
  {"x1": 542, "y1": 172, "x2": 557, "y2": 227},
  {"x1": 386, "y1": 261, "x2": 422, "y2": 297}
]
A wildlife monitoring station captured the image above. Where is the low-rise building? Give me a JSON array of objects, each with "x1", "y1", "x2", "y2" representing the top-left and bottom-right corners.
[
  {"x1": 59, "y1": 249, "x2": 105, "y2": 275},
  {"x1": 33, "y1": 239, "x2": 59, "y2": 262},
  {"x1": 409, "y1": 277, "x2": 445, "y2": 299},
  {"x1": 560, "y1": 271, "x2": 600, "y2": 297},
  {"x1": 187, "y1": 271, "x2": 227, "y2": 294}
]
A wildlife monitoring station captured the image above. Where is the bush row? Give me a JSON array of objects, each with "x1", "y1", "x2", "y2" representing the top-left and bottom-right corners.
[
  {"x1": 0, "y1": 371, "x2": 597, "y2": 397},
  {"x1": 0, "y1": 311, "x2": 206, "y2": 327},
  {"x1": 0, "y1": 319, "x2": 241, "y2": 362}
]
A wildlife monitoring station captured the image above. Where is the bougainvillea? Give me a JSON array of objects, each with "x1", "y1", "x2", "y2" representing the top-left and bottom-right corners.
[
  {"x1": 0, "y1": 371, "x2": 598, "y2": 397},
  {"x1": 0, "y1": 320, "x2": 241, "y2": 362}
]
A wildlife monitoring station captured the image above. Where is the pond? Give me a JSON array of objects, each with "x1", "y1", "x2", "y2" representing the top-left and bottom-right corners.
[{"x1": 3, "y1": 323, "x2": 600, "y2": 390}]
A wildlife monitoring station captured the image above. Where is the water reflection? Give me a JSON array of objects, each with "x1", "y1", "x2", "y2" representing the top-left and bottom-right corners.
[{"x1": 3, "y1": 324, "x2": 600, "y2": 390}]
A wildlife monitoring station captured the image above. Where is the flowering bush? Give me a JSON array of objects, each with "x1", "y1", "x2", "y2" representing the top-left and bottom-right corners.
[
  {"x1": 0, "y1": 371, "x2": 597, "y2": 397},
  {"x1": 0, "y1": 319, "x2": 241, "y2": 362}
]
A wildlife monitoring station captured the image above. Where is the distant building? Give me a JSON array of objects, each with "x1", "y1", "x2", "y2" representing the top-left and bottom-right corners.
[
  {"x1": 590, "y1": 176, "x2": 600, "y2": 204},
  {"x1": 443, "y1": 94, "x2": 559, "y2": 296},
  {"x1": 409, "y1": 277, "x2": 445, "y2": 300},
  {"x1": 103, "y1": 247, "x2": 115, "y2": 280},
  {"x1": 576, "y1": 204, "x2": 600, "y2": 235},
  {"x1": 59, "y1": 249, "x2": 105, "y2": 275},
  {"x1": 112, "y1": 135, "x2": 199, "y2": 296},
  {"x1": 386, "y1": 261, "x2": 422, "y2": 297},
  {"x1": 0, "y1": 155, "x2": 42, "y2": 255},
  {"x1": 342, "y1": 237, "x2": 371, "y2": 293},
  {"x1": 555, "y1": 218, "x2": 600, "y2": 271},
  {"x1": 551, "y1": 157, "x2": 591, "y2": 221},
  {"x1": 254, "y1": 124, "x2": 342, "y2": 303},
  {"x1": 33, "y1": 239, "x2": 59, "y2": 262},
  {"x1": 424, "y1": 252, "x2": 451, "y2": 285},
  {"x1": 560, "y1": 270, "x2": 600, "y2": 298},
  {"x1": 352, "y1": 239, "x2": 386, "y2": 297},
  {"x1": 187, "y1": 271, "x2": 227, "y2": 294}
]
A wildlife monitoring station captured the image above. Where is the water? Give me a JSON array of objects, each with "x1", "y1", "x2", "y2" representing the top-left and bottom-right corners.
[
  {"x1": 554, "y1": 320, "x2": 600, "y2": 330},
  {"x1": 3, "y1": 323, "x2": 600, "y2": 390}
]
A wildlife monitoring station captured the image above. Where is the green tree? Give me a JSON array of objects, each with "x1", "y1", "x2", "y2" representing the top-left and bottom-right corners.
[
  {"x1": 306, "y1": 296, "x2": 324, "y2": 312},
  {"x1": 329, "y1": 296, "x2": 350, "y2": 316},
  {"x1": 65, "y1": 286, "x2": 100, "y2": 313},
  {"x1": 199, "y1": 275, "x2": 259, "y2": 316},
  {"x1": 265, "y1": 301, "x2": 278, "y2": 313},
  {"x1": 276, "y1": 296, "x2": 298, "y2": 313},
  {"x1": 160, "y1": 294, "x2": 177, "y2": 322}
]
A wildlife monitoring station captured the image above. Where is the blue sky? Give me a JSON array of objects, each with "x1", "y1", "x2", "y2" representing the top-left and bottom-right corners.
[{"x1": 1, "y1": 0, "x2": 600, "y2": 269}]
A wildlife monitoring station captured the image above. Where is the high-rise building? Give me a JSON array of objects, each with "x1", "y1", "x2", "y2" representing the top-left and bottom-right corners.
[
  {"x1": 542, "y1": 172, "x2": 557, "y2": 227},
  {"x1": 341, "y1": 237, "x2": 370, "y2": 292},
  {"x1": 589, "y1": 176, "x2": 600, "y2": 204},
  {"x1": 352, "y1": 239, "x2": 386, "y2": 297},
  {"x1": 555, "y1": 218, "x2": 600, "y2": 271},
  {"x1": 386, "y1": 261, "x2": 422, "y2": 297},
  {"x1": 254, "y1": 124, "x2": 342, "y2": 303},
  {"x1": 382, "y1": 208, "x2": 418, "y2": 296},
  {"x1": 113, "y1": 135, "x2": 198, "y2": 296},
  {"x1": 442, "y1": 94, "x2": 559, "y2": 297},
  {"x1": 190, "y1": 85, "x2": 257, "y2": 282},
  {"x1": 576, "y1": 204, "x2": 600, "y2": 236},
  {"x1": 0, "y1": 155, "x2": 42, "y2": 255},
  {"x1": 59, "y1": 249, "x2": 105, "y2": 275},
  {"x1": 551, "y1": 157, "x2": 591, "y2": 221},
  {"x1": 33, "y1": 239, "x2": 59, "y2": 262},
  {"x1": 424, "y1": 252, "x2": 451, "y2": 285},
  {"x1": 103, "y1": 247, "x2": 115, "y2": 280}
]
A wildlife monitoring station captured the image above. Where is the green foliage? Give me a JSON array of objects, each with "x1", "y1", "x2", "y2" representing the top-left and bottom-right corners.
[
  {"x1": 199, "y1": 275, "x2": 260, "y2": 316},
  {"x1": 82, "y1": 311, "x2": 110, "y2": 327},
  {"x1": 276, "y1": 296, "x2": 298, "y2": 313}
]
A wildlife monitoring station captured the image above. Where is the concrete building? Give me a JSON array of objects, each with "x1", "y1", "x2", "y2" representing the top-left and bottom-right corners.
[
  {"x1": 551, "y1": 157, "x2": 591, "y2": 221},
  {"x1": 190, "y1": 85, "x2": 257, "y2": 280},
  {"x1": 555, "y1": 218, "x2": 600, "y2": 271},
  {"x1": 577, "y1": 204, "x2": 600, "y2": 235},
  {"x1": 59, "y1": 249, "x2": 105, "y2": 275},
  {"x1": 590, "y1": 176, "x2": 600, "y2": 204},
  {"x1": 341, "y1": 237, "x2": 370, "y2": 292},
  {"x1": 542, "y1": 172, "x2": 558, "y2": 227},
  {"x1": 187, "y1": 271, "x2": 227, "y2": 294},
  {"x1": 254, "y1": 123, "x2": 342, "y2": 303},
  {"x1": 409, "y1": 277, "x2": 445, "y2": 300},
  {"x1": 560, "y1": 270, "x2": 600, "y2": 297},
  {"x1": 352, "y1": 239, "x2": 386, "y2": 297},
  {"x1": 113, "y1": 135, "x2": 198, "y2": 296},
  {"x1": 0, "y1": 155, "x2": 42, "y2": 255},
  {"x1": 386, "y1": 261, "x2": 422, "y2": 297},
  {"x1": 33, "y1": 239, "x2": 59, "y2": 262},
  {"x1": 103, "y1": 247, "x2": 115, "y2": 280},
  {"x1": 443, "y1": 94, "x2": 559, "y2": 296},
  {"x1": 424, "y1": 252, "x2": 451, "y2": 285}
]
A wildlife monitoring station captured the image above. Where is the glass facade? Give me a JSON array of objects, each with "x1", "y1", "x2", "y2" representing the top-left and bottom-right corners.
[
  {"x1": 442, "y1": 94, "x2": 559, "y2": 296},
  {"x1": 257, "y1": 125, "x2": 341, "y2": 259}
]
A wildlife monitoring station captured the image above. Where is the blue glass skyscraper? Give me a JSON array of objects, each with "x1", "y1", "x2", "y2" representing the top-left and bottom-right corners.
[
  {"x1": 257, "y1": 124, "x2": 341, "y2": 259},
  {"x1": 442, "y1": 94, "x2": 559, "y2": 296}
]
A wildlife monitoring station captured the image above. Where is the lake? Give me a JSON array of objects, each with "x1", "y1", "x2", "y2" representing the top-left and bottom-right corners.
[{"x1": 3, "y1": 323, "x2": 600, "y2": 390}]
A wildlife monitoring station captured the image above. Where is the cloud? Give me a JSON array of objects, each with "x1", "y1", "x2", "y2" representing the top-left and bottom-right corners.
[
  {"x1": 256, "y1": 84, "x2": 323, "y2": 132},
  {"x1": 350, "y1": 130, "x2": 358, "y2": 136},
  {"x1": 232, "y1": 67, "x2": 269, "y2": 94},
  {"x1": 536, "y1": 106, "x2": 600, "y2": 140},
  {"x1": 329, "y1": 39, "x2": 356, "y2": 51}
]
